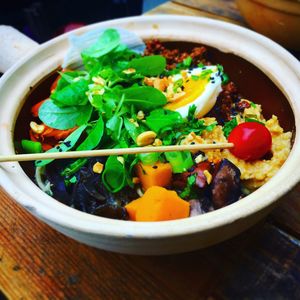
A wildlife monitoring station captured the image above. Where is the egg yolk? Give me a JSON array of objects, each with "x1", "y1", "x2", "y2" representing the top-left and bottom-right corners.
[{"x1": 164, "y1": 77, "x2": 207, "y2": 110}]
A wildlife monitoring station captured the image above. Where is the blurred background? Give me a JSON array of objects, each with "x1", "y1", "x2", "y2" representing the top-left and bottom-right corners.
[{"x1": 0, "y1": 0, "x2": 167, "y2": 43}]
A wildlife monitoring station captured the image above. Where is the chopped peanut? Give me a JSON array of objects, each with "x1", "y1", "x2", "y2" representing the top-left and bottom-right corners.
[
  {"x1": 93, "y1": 162, "x2": 104, "y2": 174},
  {"x1": 137, "y1": 110, "x2": 145, "y2": 120},
  {"x1": 153, "y1": 138, "x2": 163, "y2": 146},
  {"x1": 122, "y1": 68, "x2": 136, "y2": 74},
  {"x1": 92, "y1": 76, "x2": 105, "y2": 85},
  {"x1": 132, "y1": 177, "x2": 140, "y2": 184},
  {"x1": 30, "y1": 121, "x2": 45, "y2": 134},
  {"x1": 153, "y1": 77, "x2": 168, "y2": 91},
  {"x1": 129, "y1": 118, "x2": 139, "y2": 127},
  {"x1": 136, "y1": 131, "x2": 157, "y2": 146},
  {"x1": 117, "y1": 156, "x2": 125, "y2": 165},
  {"x1": 195, "y1": 154, "x2": 204, "y2": 164},
  {"x1": 203, "y1": 170, "x2": 213, "y2": 185},
  {"x1": 144, "y1": 77, "x2": 154, "y2": 86}
]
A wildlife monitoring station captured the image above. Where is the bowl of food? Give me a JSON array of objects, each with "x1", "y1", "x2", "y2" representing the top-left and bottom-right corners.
[
  {"x1": 236, "y1": 0, "x2": 300, "y2": 50},
  {"x1": 0, "y1": 15, "x2": 299, "y2": 255}
]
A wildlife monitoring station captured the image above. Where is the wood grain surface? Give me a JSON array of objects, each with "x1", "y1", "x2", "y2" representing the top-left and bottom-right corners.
[
  {"x1": 1, "y1": 185, "x2": 300, "y2": 299},
  {"x1": 1, "y1": 1, "x2": 300, "y2": 299}
]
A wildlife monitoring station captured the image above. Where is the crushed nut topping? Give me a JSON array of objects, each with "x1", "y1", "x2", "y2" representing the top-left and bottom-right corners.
[
  {"x1": 92, "y1": 162, "x2": 104, "y2": 174},
  {"x1": 30, "y1": 121, "x2": 45, "y2": 134},
  {"x1": 136, "y1": 131, "x2": 157, "y2": 146}
]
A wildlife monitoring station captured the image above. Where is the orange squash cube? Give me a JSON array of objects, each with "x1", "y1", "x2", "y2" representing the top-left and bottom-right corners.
[
  {"x1": 125, "y1": 186, "x2": 190, "y2": 222},
  {"x1": 135, "y1": 162, "x2": 172, "y2": 190}
]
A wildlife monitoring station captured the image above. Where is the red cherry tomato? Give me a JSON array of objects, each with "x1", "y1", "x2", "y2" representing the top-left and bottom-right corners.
[{"x1": 228, "y1": 122, "x2": 272, "y2": 161}]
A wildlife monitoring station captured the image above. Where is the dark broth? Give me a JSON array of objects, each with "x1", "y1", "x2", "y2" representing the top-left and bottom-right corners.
[{"x1": 14, "y1": 42, "x2": 295, "y2": 178}]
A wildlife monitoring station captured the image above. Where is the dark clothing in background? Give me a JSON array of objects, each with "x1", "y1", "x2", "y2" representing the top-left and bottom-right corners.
[{"x1": 1, "y1": 0, "x2": 143, "y2": 42}]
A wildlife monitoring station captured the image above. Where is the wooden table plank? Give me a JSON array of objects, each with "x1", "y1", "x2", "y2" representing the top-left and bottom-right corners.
[
  {"x1": 173, "y1": 0, "x2": 245, "y2": 23},
  {"x1": 145, "y1": 1, "x2": 244, "y2": 25},
  {"x1": 1, "y1": 186, "x2": 300, "y2": 299},
  {"x1": 271, "y1": 184, "x2": 300, "y2": 238}
]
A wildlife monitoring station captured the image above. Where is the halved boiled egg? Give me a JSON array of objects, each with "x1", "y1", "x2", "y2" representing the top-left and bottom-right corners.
[{"x1": 164, "y1": 66, "x2": 222, "y2": 118}]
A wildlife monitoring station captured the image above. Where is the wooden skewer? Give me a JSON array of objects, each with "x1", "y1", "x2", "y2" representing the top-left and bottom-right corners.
[{"x1": 0, "y1": 143, "x2": 234, "y2": 163}]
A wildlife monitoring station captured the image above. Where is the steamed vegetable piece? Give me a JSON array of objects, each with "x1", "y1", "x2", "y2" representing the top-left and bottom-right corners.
[
  {"x1": 136, "y1": 162, "x2": 172, "y2": 190},
  {"x1": 165, "y1": 151, "x2": 194, "y2": 173},
  {"x1": 21, "y1": 140, "x2": 42, "y2": 154},
  {"x1": 125, "y1": 186, "x2": 190, "y2": 221}
]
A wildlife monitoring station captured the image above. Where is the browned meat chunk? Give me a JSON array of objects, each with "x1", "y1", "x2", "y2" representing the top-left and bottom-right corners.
[{"x1": 211, "y1": 159, "x2": 241, "y2": 209}]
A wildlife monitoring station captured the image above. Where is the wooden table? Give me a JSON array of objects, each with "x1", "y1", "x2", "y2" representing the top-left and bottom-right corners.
[{"x1": 1, "y1": 1, "x2": 300, "y2": 299}]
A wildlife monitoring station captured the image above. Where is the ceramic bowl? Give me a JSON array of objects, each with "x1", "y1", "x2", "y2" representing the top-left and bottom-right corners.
[
  {"x1": 0, "y1": 15, "x2": 299, "y2": 255},
  {"x1": 236, "y1": 0, "x2": 300, "y2": 50}
]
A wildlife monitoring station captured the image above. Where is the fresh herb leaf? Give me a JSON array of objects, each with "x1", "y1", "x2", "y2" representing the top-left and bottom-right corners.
[
  {"x1": 183, "y1": 56, "x2": 192, "y2": 67},
  {"x1": 53, "y1": 71, "x2": 89, "y2": 92},
  {"x1": 245, "y1": 118, "x2": 264, "y2": 125},
  {"x1": 128, "y1": 55, "x2": 166, "y2": 76},
  {"x1": 61, "y1": 158, "x2": 88, "y2": 177},
  {"x1": 39, "y1": 100, "x2": 93, "y2": 130},
  {"x1": 217, "y1": 64, "x2": 224, "y2": 73},
  {"x1": 81, "y1": 28, "x2": 120, "y2": 58},
  {"x1": 250, "y1": 101, "x2": 257, "y2": 108},
  {"x1": 222, "y1": 73, "x2": 230, "y2": 85},
  {"x1": 35, "y1": 125, "x2": 87, "y2": 167},
  {"x1": 146, "y1": 109, "x2": 183, "y2": 133},
  {"x1": 173, "y1": 78, "x2": 183, "y2": 92},
  {"x1": 106, "y1": 115, "x2": 123, "y2": 141},
  {"x1": 124, "y1": 118, "x2": 143, "y2": 143},
  {"x1": 102, "y1": 155, "x2": 126, "y2": 192},
  {"x1": 199, "y1": 69, "x2": 213, "y2": 80},
  {"x1": 160, "y1": 128, "x2": 182, "y2": 146},
  {"x1": 187, "y1": 105, "x2": 197, "y2": 121},
  {"x1": 51, "y1": 78, "x2": 89, "y2": 106},
  {"x1": 77, "y1": 116, "x2": 104, "y2": 151},
  {"x1": 223, "y1": 117, "x2": 238, "y2": 138},
  {"x1": 69, "y1": 176, "x2": 77, "y2": 184},
  {"x1": 180, "y1": 173, "x2": 197, "y2": 199},
  {"x1": 123, "y1": 86, "x2": 167, "y2": 111},
  {"x1": 205, "y1": 122, "x2": 217, "y2": 132},
  {"x1": 217, "y1": 64, "x2": 230, "y2": 85}
]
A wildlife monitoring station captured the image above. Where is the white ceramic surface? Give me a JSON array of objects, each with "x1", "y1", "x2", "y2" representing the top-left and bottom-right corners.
[{"x1": 0, "y1": 15, "x2": 300, "y2": 255}]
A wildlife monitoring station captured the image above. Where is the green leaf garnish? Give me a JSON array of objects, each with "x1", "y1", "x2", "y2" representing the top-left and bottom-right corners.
[
  {"x1": 35, "y1": 125, "x2": 87, "y2": 167},
  {"x1": 81, "y1": 28, "x2": 120, "y2": 58},
  {"x1": 102, "y1": 155, "x2": 126, "y2": 193},
  {"x1": 128, "y1": 55, "x2": 166, "y2": 76},
  {"x1": 146, "y1": 109, "x2": 183, "y2": 133},
  {"x1": 38, "y1": 100, "x2": 92, "y2": 130},
  {"x1": 123, "y1": 86, "x2": 167, "y2": 111},
  {"x1": 223, "y1": 117, "x2": 238, "y2": 138}
]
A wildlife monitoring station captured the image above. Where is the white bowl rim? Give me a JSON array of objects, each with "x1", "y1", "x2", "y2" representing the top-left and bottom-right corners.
[{"x1": 0, "y1": 15, "x2": 300, "y2": 239}]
